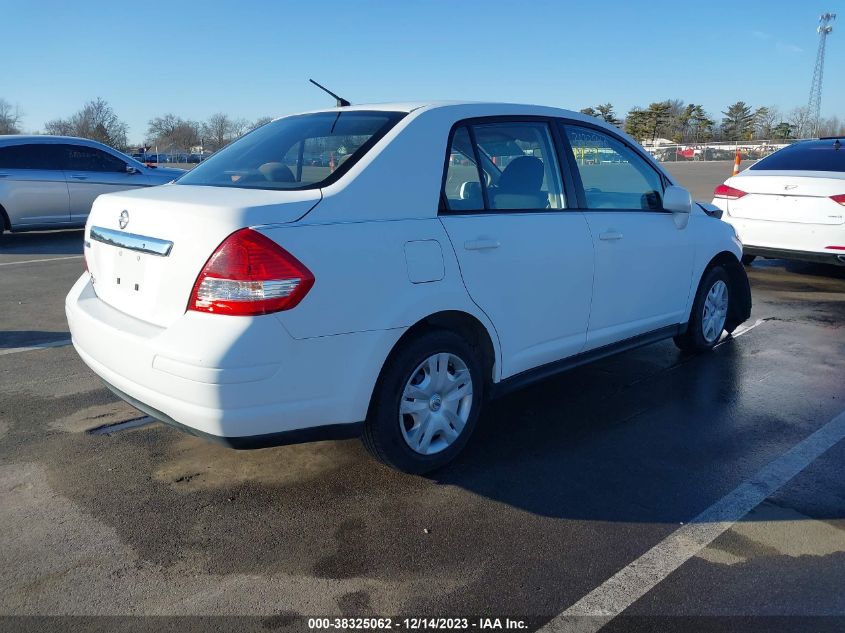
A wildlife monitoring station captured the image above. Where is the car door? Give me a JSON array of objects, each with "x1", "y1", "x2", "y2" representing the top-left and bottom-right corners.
[
  {"x1": 0, "y1": 143, "x2": 69, "y2": 228},
  {"x1": 439, "y1": 120, "x2": 594, "y2": 379},
  {"x1": 62, "y1": 143, "x2": 149, "y2": 223},
  {"x1": 561, "y1": 122, "x2": 694, "y2": 350}
]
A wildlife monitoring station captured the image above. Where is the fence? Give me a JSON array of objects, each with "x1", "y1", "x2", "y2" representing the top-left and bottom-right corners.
[{"x1": 642, "y1": 139, "x2": 813, "y2": 163}]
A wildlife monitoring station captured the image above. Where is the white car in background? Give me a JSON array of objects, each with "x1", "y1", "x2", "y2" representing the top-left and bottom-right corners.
[
  {"x1": 66, "y1": 102, "x2": 751, "y2": 473},
  {"x1": 712, "y1": 137, "x2": 845, "y2": 266}
]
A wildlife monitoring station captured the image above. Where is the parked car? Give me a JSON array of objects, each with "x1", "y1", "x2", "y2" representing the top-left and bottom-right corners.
[
  {"x1": 0, "y1": 136, "x2": 185, "y2": 234},
  {"x1": 712, "y1": 138, "x2": 845, "y2": 266},
  {"x1": 66, "y1": 102, "x2": 751, "y2": 473}
]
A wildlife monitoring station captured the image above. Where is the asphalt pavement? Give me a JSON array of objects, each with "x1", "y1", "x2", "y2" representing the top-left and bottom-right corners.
[{"x1": 0, "y1": 166, "x2": 843, "y2": 632}]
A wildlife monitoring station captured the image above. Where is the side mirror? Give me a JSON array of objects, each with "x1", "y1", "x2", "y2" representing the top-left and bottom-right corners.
[
  {"x1": 126, "y1": 164, "x2": 141, "y2": 175},
  {"x1": 664, "y1": 185, "x2": 692, "y2": 229}
]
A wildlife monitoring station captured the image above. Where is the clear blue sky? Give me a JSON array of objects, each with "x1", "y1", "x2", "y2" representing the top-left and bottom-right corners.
[{"x1": 4, "y1": 0, "x2": 843, "y2": 143}]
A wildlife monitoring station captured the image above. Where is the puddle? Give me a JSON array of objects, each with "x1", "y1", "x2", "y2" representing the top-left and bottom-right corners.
[
  {"x1": 51, "y1": 401, "x2": 147, "y2": 434},
  {"x1": 87, "y1": 416, "x2": 155, "y2": 435},
  {"x1": 154, "y1": 434, "x2": 362, "y2": 490}
]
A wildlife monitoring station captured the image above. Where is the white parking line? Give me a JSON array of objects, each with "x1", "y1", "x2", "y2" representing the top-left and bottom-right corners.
[
  {"x1": 0, "y1": 255, "x2": 83, "y2": 267},
  {"x1": 0, "y1": 339, "x2": 73, "y2": 356},
  {"x1": 540, "y1": 407, "x2": 845, "y2": 633},
  {"x1": 716, "y1": 317, "x2": 767, "y2": 347}
]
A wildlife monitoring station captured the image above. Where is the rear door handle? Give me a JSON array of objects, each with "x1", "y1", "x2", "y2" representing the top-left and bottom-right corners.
[
  {"x1": 464, "y1": 239, "x2": 500, "y2": 251},
  {"x1": 0, "y1": 173, "x2": 8, "y2": 178},
  {"x1": 599, "y1": 231, "x2": 623, "y2": 241},
  {"x1": 70, "y1": 174, "x2": 88, "y2": 180}
]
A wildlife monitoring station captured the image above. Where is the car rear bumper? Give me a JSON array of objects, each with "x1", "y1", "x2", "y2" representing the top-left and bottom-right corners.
[{"x1": 65, "y1": 274, "x2": 399, "y2": 445}]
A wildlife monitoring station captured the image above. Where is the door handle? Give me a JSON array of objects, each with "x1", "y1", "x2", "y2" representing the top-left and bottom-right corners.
[
  {"x1": 70, "y1": 174, "x2": 88, "y2": 180},
  {"x1": 464, "y1": 239, "x2": 500, "y2": 251},
  {"x1": 0, "y1": 173, "x2": 8, "y2": 178},
  {"x1": 599, "y1": 231, "x2": 623, "y2": 241}
]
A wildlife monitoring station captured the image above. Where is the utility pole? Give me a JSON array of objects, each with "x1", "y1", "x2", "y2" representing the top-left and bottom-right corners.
[{"x1": 807, "y1": 12, "x2": 835, "y2": 138}]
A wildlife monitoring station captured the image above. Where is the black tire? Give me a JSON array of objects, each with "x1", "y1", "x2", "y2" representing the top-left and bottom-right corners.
[
  {"x1": 674, "y1": 266, "x2": 731, "y2": 353},
  {"x1": 741, "y1": 254, "x2": 756, "y2": 265},
  {"x1": 362, "y1": 329, "x2": 484, "y2": 474}
]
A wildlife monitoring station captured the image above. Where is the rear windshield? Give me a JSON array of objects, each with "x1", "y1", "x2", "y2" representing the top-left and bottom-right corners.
[
  {"x1": 177, "y1": 110, "x2": 405, "y2": 190},
  {"x1": 750, "y1": 140, "x2": 845, "y2": 172}
]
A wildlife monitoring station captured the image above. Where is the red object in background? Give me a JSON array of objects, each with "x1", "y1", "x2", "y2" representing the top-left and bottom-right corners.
[{"x1": 329, "y1": 152, "x2": 336, "y2": 173}]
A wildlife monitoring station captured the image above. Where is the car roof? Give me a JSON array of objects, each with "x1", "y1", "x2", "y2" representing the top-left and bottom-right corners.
[
  {"x1": 278, "y1": 100, "x2": 593, "y2": 121},
  {"x1": 0, "y1": 134, "x2": 109, "y2": 146}
]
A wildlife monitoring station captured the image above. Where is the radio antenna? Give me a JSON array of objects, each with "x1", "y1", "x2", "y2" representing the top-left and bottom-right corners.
[{"x1": 309, "y1": 79, "x2": 351, "y2": 108}]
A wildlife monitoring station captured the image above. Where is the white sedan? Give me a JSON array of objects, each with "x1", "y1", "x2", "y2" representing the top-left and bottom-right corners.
[
  {"x1": 712, "y1": 138, "x2": 845, "y2": 266},
  {"x1": 66, "y1": 101, "x2": 750, "y2": 473}
]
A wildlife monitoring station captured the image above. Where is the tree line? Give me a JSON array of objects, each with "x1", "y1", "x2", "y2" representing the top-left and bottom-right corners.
[
  {"x1": 580, "y1": 100, "x2": 845, "y2": 143},
  {"x1": 3, "y1": 96, "x2": 845, "y2": 151},
  {"x1": 0, "y1": 97, "x2": 272, "y2": 154}
]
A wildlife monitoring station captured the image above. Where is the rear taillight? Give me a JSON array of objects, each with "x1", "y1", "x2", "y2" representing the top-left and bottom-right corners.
[
  {"x1": 714, "y1": 184, "x2": 747, "y2": 200},
  {"x1": 188, "y1": 228, "x2": 314, "y2": 316},
  {"x1": 831, "y1": 194, "x2": 845, "y2": 206}
]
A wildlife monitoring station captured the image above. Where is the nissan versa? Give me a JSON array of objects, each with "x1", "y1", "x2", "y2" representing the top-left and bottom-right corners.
[{"x1": 65, "y1": 102, "x2": 751, "y2": 473}]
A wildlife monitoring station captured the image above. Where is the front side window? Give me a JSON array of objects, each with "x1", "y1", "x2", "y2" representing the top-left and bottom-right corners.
[
  {"x1": 178, "y1": 111, "x2": 404, "y2": 190},
  {"x1": 64, "y1": 145, "x2": 126, "y2": 172},
  {"x1": 441, "y1": 120, "x2": 566, "y2": 212},
  {"x1": 0, "y1": 144, "x2": 62, "y2": 170},
  {"x1": 564, "y1": 125, "x2": 664, "y2": 210}
]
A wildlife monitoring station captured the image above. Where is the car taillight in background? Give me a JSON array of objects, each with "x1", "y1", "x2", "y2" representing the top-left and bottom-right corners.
[
  {"x1": 831, "y1": 194, "x2": 845, "y2": 206},
  {"x1": 188, "y1": 228, "x2": 314, "y2": 316},
  {"x1": 714, "y1": 184, "x2": 747, "y2": 200}
]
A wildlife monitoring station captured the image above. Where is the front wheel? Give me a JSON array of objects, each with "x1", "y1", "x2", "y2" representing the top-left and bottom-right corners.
[
  {"x1": 674, "y1": 266, "x2": 731, "y2": 353},
  {"x1": 362, "y1": 330, "x2": 483, "y2": 474}
]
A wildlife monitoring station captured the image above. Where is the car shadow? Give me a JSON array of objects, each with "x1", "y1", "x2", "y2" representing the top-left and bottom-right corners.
[
  {"x1": 0, "y1": 330, "x2": 71, "y2": 348},
  {"x1": 0, "y1": 229, "x2": 84, "y2": 256},
  {"x1": 750, "y1": 258, "x2": 845, "y2": 280},
  {"x1": 429, "y1": 340, "x2": 786, "y2": 522}
]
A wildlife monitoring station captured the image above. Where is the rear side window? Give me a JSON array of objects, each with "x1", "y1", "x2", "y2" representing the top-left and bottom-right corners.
[
  {"x1": 750, "y1": 140, "x2": 845, "y2": 172},
  {"x1": 441, "y1": 120, "x2": 566, "y2": 212},
  {"x1": 63, "y1": 145, "x2": 126, "y2": 172},
  {"x1": 177, "y1": 111, "x2": 405, "y2": 190},
  {"x1": 564, "y1": 125, "x2": 664, "y2": 211},
  {"x1": 0, "y1": 144, "x2": 62, "y2": 170},
  {"x1": 443, "y1": 127, "x2": 484, "y2": 212}
]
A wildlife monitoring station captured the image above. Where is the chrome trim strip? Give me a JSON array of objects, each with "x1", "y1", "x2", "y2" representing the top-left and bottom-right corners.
[{"x1": 89, "y1": 226, "x2": 173, "y2": 257}]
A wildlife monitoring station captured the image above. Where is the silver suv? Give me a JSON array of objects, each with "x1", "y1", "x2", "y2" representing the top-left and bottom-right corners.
[{"x1": 0, "y1": 136, "x2": 185, "y2": 235}]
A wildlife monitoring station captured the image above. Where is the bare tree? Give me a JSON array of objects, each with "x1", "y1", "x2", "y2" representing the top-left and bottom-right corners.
[
  {"x1": 44, "y1": 98, "x2": 128, "y2": 149},
  {"x1": 250, "y1": 116, "x2": 274, "y2": 130},
  {"x1": 0, "y1": 99, "x2": 23, "y2": 134},
  {"x1": 147, "y1": 114, "x2": 200, "y2": 151},
  {"x1": 787, "y1": 106, "x2": 812, "y2": 139},
  {"x1": 753, "y1": 106, "x2": 780, "y2": 139},
  {"x1": 201, "y1": 113, "x2": 250, "y2": 151}
]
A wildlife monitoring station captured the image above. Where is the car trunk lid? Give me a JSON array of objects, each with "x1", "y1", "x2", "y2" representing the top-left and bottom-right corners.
[
  {"x1": 84, "y1": 184, "x2": 320, "y2": 328},
  {"x1": 726, "y1": 172, "x2": 845, "y2": 225}
]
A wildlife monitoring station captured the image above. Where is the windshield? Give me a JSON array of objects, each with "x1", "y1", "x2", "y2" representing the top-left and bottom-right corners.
[
  {"x1": 750, "y1": 140, "x2": 845, "y2": 172},
  {"x1": 177, "y1": 110, "x2": 405, "y2": 190}
]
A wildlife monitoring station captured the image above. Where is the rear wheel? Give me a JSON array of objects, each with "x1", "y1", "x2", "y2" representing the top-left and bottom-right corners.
[
  {"x1": 362, "y1": 330, "x2": 483, "y2": 474},
  {"x1": 741, "y1": 254, "x2": 756, "y2": 265},
  {"x1": 674, "y1": 266, "x2": 731, "y2": 353}
]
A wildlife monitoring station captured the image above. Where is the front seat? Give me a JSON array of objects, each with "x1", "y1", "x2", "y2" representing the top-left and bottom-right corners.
[{"x1": 491, "y1": 156, "x2": 548, "y2": 210}]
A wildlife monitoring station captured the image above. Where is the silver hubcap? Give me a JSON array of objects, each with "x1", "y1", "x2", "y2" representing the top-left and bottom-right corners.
[
  {"x1": 702, "y1": 279, "x2": 729, "y2": 344},
  {"x1": 399, "y1": 352, "x2": 473, "y2": 455}
]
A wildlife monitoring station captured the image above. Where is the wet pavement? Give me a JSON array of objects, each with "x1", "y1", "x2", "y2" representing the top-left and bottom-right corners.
[{"x1": 1, "y1": 214, "x2": 843, "y2": 631}]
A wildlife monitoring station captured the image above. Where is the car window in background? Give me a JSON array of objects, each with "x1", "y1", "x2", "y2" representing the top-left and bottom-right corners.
[
  {"x1": 472, "y1": 122, "x2": 565, "y2": 210},
  {"x1": 0, "y1": 144, "x2": 63, "y2": 170},
  {"x1": 750, "y1": 140, "x2": 845, "y2": 172},
  {"x1": 442, "y1": 126, "x2": 484, "y2": 212},
  {"x1": 564, "y1": 125, "x2": 664, "y2": 210},
  {"x1": 64, "y1": 145, "x2": 126, "y2": 172},
  {"x1": 178, "y1": 111, "x2": 405, "y2": 190}
]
